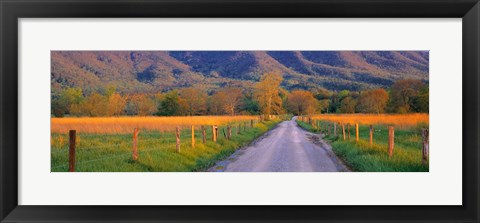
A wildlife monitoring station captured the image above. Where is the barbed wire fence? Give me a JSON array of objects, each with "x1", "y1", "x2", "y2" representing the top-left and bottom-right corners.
[
  {"x1": 297, "y1": 115, "x2": 429, "y2": 164},
  {"x1": 50, "y1": 118, "x2": 277, "y2": 172}
]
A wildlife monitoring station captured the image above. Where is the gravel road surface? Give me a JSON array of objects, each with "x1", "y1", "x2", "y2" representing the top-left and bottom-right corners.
[{"x1": 210, "y1": 117, "x2": 350, "y2": 172}]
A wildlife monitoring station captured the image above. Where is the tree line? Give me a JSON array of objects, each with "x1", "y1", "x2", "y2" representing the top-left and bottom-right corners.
[{"x1": 51, "y1": 72, "x2": 428, "y2": 117}]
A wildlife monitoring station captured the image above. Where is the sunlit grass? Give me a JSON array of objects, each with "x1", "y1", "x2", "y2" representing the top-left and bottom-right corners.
[
  {"x1": 307, "y1": 113, "x2": 428, "y2": 129},
  {"x1": 297, "y1": 119, "x2": 428, "y2": 172},
  {"x1": 51, "y1": 119, "x2": 281, "y2": 172},
  {"x1": 51, "y1": 115, "x2": 261, "y2": 134}
]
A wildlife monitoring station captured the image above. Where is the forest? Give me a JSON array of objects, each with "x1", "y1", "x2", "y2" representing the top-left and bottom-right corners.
[{"x1": 51, "y1": 72, "x2": 429, "y2": 118}]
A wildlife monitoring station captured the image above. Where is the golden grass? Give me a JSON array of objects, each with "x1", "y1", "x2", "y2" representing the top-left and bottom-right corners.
[
  {"x1": 309, "y1": 113, "x2": 429, "y2": 128},
  {"x1": 51, "y1": 116, "x2": 260, "y2": 134}
]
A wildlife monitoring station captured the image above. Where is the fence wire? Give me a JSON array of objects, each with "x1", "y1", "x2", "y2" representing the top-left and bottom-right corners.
[{"x1": 51, "y1": 122, "x2": 261, "y2": 171}]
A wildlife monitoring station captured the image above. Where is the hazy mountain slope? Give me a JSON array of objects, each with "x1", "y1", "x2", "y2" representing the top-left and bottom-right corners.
[{"x1": 51, "y1": 51, "x2": 429, "y2": 93}]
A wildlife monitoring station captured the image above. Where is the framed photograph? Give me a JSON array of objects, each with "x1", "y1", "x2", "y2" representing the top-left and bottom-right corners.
[{"x1": 1, "y1": 0, "x2": 479, "y2": 222}]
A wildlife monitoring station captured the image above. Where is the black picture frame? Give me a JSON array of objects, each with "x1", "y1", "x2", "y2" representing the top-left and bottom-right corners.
[{"x1": 1, "y1": 0, "x2": 479, "y2": 222}]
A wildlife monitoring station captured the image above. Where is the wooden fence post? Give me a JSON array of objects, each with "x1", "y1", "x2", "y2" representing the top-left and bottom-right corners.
[
  {"x1": 369, "y1": 125, "x2": 373, "y2": 145},
  {"x1": 175, "y1": 127, "x2": 180, "y2": 153},
  {"x1": 201, "y1": 126, "x2": 206, "y2": 144},
  {"x1": 132, "y1": 128, "x2": 140, "y2": 160},
  {"x1": 250, "y1": 120, "x2": 253, "y2": 128},
  {"x1": 328, "y1": 123, "x2": 331, "y2": 135},
  {"x1": 236, "y1": 123, "x2": 240, "y2": 135},
  {"x1": 68, "y1": 130, "x2": 76, "y2": 172},
  {"x1": 355, "y1": 123, "x2": 359, "y2": 142},
  {"x1": 191, "y1": 125, "x2": 195, "y2": 148},
  {"x1": 227, "y1": 125, "x2": 232, "y2": 140},
  {"x1": 222, "y1": 128, "x2": 227, "y2": 138},
  {"x1": 212, "y1": 125, "x2": 217, "y2": 142},
  {"x1": 347, "y1": 124, "x2": 351, "y2": 139},
  {"x1": 388, "y1": 126, "x2": 394, "y2": 157},
  {"x1": 334, "y1": 123, "x2": 337, "y2": 136},
  {"x1": 422, "y1": 129, "x2": 429, "y2": 165},
  {"x1": 342, "y1": 123, "x2": 346, "y2": 140}
]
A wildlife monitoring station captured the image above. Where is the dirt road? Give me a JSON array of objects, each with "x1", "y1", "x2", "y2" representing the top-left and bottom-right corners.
[{"x1": 210, "y1": 117, "x2": 350, "y2": 172}]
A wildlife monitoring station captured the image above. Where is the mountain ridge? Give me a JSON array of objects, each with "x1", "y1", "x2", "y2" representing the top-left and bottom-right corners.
[{"x1": 51, "y1": 51, "x2": 429, "y2": 94}]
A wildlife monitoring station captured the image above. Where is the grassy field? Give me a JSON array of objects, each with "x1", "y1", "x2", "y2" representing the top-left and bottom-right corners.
[
  {"x1": 308, "y1": 113, "x2": 428, "y2": 129},
  {"x1": 297, "y1": 114, "x2": 429, "y2": 172},
  {"x1": 51, "y1": 115, "x2": 262, "y2": 134},
  {"x1": 51, "y1": 117, "x2": 283, "y2": 172}
]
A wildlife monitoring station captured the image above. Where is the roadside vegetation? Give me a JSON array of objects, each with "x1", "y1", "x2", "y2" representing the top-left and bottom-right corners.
[
  {"x1": 296, "y1": 116, "x2": 428, "y2": 172},
  {"x1": 52, "y1": 118, "x2": 283, "y2": 172}
]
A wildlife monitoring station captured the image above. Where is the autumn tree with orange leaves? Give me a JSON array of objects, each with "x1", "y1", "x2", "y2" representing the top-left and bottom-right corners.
[
  {"x1": 356, "y1": 88, "x2": 389, "y2": 113},
  {"x1": 254, "y1": 72, "x2": 284, "y2": 117},
  {"x1": 287, "y1": 90, "x2": 319, "y2": 115},
  {"x1": 51, "y1": 76, "x2": 428, "y2": 117},
  {"x1": 107, "y1": 93, "x2": 127, "y2": 116},
  {"x1": 223, "y1": 87, "x2": 243, "y2": 115},
  {"x1": 179, "y1": 87, "x2": 208, "y2": 115},
  {"x1": 126, "y1": 94, "x2": 156, "y2": 116},
  {"x1": 209, "y1": 91, "x2": 227, "y2": 115}
]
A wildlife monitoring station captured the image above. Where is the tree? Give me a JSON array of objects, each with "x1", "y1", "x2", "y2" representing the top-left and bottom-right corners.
[
  {"x1": 329, "y1": 92, "x2": 341, "y2": 113},
  {"x1": 51, "y1": 88, "x2": 66, "y2": 117},
  {"x1": 241, "y1": 91, "x2": 260, "y2": 115},
  {"x1": 388, "y1": 79, "x2": 425, "y2": 113},
  {"x1": 127, "y1": 94, "x2": 156, "y2": 116},
  {"x1": 104, "y1": 84, "x2": 116, "y2": 97},
  {"x1": 209, "y1": 91, "x2": 227, "y2": 115},
  {"x1": 51, "y1": 99, "x2": 67, "y2": 117},
  {"x1": 78, "y1": 93, "x2": 108, "y2": 116},
  {"x1": 278, "y1": 88, "x2": 288, "y2": 114},
  {"x1": 157, "y1": 90, "x2": 180, "y2": 116},
  {"x1": 223, "y1": 87, "x2": 243, "y2": 116},
  {"x1": 51, "y1": 87, "x2": 84, "y2": 117},
  {"x1": 413, "y1": 85, "x2": 429, "y2": 113},
  {"x1": 178, "y1": 87, "x2": 207, "y2": 115},
  {"x1": 318, "y1": 99, "x2": 330, "y2": 113},
  {"x1": 210, "y1": 87, "x2": 244, "y2": 115},
  {"x1": 338, "y1": 90, "x2": 350, "y2": 100},
  {"x1": 314, "y1": 87, "x2": 333, "y2": 100},
  {"x1": 287, "y1": 90, "x2": 319, "y2": 115},
  {"x1": 356, "y1": 88, "x2": 389, "y2": 113},
  {"x1": 339, "y1": 96, "x2": 357, "y2": 113},
  {"x1": 254, "y1": 71, "x2": 284, "y2": 117},
  {"x1": 106, "y1": 93, "x2": 127, "y2": 116}
]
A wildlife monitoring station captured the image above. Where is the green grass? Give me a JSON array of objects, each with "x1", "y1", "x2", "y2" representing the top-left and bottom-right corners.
[
  {"x1": 51, "y1": 119, "x2": 282, "y2": 172},
  {"x1": 296, "y1": 120, "x2": 429, "y2": 172}
]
